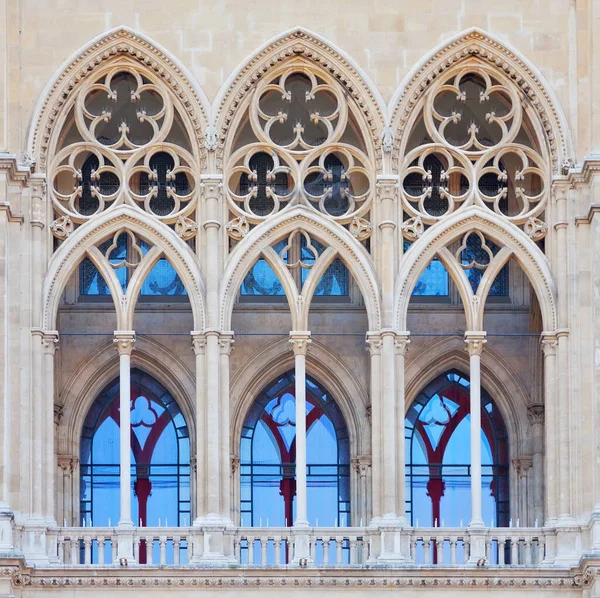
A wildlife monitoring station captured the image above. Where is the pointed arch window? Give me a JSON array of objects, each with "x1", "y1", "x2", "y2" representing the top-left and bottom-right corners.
[
  {"x1": 405, "y1": 370, "x2": 509, "y2": 528},
  {"x1": 80, "y1": 369, "x2": 191, "y2": 562},
  {"x1": 240, "y1": 371, "x2": 350, "y2": 531}
]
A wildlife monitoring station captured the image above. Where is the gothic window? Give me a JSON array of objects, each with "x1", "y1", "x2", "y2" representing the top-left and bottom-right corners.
[
  {"x1": 460, "y1": 232, "x2": 509, "y2": 297},
  {"x1": 399, "y1": 66, "x2": 549, "y2": 243},
  {"x1": 240, "y1": 372, "x2": 350, "y2": 539},
  {"x1": 240, "y1": 234, "x2": 350, "y2": 300},
  {"x1": 80, "y1": 370, "x2": 190, "y2": 562},
  {"x1": 79, "y1": 234, "x2": 187, "y2": 298},
  {"x1": 404, "y1": 241, "x2": 449, "y2": 298},
  {"x1": 225, "y1": 62, "x2": 374, "y2": 248},
  {"x1": 405, "y1": 371, "x2": 509, "y2": 531},
  {"x1": 49, "y1": 63, "x2": 200, "y2": 243}
]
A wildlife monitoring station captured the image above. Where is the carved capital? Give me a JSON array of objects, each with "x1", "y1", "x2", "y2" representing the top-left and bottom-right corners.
[
  {"x1": 289, "y1": 331, "x2": 311, "y2": 356},
  {"x1": 366, "y1": 332, "x2": 382, "y2": 357},
  {"x1": 394, "y1": 332, "x2": 411, "y2": 356},
  {"x1": 113, "y1": 331, "x2": 135, "y2": 356},
  {"x1": 351, "y1": 456, "x2": 371, "y2": 476},
  {"x1": 540, "y1": 332, "x2": 558, "y2": 357},
  {"x1": 512, "y1": 456, "x2": 533, "y2": 477},
  {"x1": 53, "y1": 404, "x2": 63, "y2": 426},
  {"x1": 32, "y1": 329, "x2": 59, "y2": 354},
  {"x1": 200, "y1": 174, "x2": 223, "y2": 200},
  {"x1": 190, "y1": 331, "x2": 207, "y2": 356},
  {"x1": 464, "y1": 331, "x2": 486, "y2": 356},
  {"x1": 527, "y1": 404, "x2": 545, "y2": 425},
  {"x1": 219, "y1": 332, "x2": 235, "y2": 356},
  {"x1": 57, "y1": 455, "x2": 76, "y2": 475}
]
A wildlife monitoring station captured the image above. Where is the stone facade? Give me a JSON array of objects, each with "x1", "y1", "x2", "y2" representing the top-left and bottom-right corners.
[{"x1": 1, "y1": 0, "x2": 600, "y2": 595}]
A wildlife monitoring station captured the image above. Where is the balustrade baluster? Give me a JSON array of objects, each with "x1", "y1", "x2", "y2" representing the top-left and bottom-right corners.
[
  {"x1": 159, "y1": 535, "x2": 167, "y2": 565},
  {"x1": 450, "y1": 537, "x2": 456, "y2": 565},
  {"x1": 83, "y1": 535, "x2": 91, "y2": 565},
  {"x1": 174, "y1": 537, "x2": 181, "y2": 565},
  {"x1": 349, "y1": 537, "x2": 357, "y2": 564},
  {"x1": 335, "y1": 537, "x2": 343, "y2": 565},
  {"x1": 510, "y1": 537, "x2": 519, "y2": 565},
  {"x1": 274, "y1": 537, "x2": 281, "y2": 566},
  {"x1": 322, "y1": 538, "x2": 330, "y2": 565},
  {"x1": 146, "y1": 536, "x2": 154, "y2": 565},
  {"x1": 58, "y1": 537, "x2": 65, "y2": 563},
  {"x1": 248, "y1": 537, "x2": 254, "y2": 565},
  {"x1": 98, "y1": 537, "x2": 106, "y2": 565}
]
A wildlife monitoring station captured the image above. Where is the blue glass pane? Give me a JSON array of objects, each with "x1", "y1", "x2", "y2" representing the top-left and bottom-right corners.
[
  {"x1": 141, "y1": 259, "x2": 187, "y2": 295},
  {"x1": 79, "y1": 258, "x2": 110, "y2": 295},
  {"x1": 405, "y1": 241, "x2": 449, "y2": 296},
  {"x1": 304, "y1": 259, "x2": 349, "y2": 296},
  {"x1": 241, "y1": 259, "x2": 285, "y2": 295},
  {"x1": 412, "y1": 261, "x2": 449, "y2": 296}
]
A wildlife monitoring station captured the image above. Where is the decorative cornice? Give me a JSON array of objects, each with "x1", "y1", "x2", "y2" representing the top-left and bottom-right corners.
[{"x1": 0, "y1": 562, "x2": 581, "y2": 590}]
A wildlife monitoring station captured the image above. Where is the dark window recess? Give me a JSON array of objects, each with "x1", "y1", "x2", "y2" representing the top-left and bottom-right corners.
[
  {"x1": 139, "y1": 152, "x2": 190, "y2": 216},
  {"x1": 239, "y1": 152, "x2": 289, "y2": 216},
  {"x1": 78, "y1": 155, "x2": 119, "y2": 215},
  {"x1": 304, "y1": 154, "x2": 349, "y2": 216}
]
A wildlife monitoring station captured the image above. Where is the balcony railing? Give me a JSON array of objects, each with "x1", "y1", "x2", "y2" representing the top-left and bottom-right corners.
[{"x1": 39, "y1": 526, "x2": 552, "y2": 568}]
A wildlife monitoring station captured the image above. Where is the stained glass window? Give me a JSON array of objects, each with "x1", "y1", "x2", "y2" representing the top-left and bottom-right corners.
[
  {"x1": 80, "y1": 369, "x2": 190, "y2": 563},
  {"x1": 405, "y1": 370, "x2": 509, "y2": 533},
  {"x1": 461, "y1": 235, "x2": 509, "y2": 296},
  {"x1": 240, "y1": 371, "x2": 350, "y2": 546}
]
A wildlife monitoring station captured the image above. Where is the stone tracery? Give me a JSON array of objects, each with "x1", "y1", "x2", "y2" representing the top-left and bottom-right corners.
[{"x1": 224, "y1": 59, "x2": 374, "y2": 239}]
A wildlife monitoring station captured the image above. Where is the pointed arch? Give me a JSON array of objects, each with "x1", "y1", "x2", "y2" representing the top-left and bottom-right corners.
[
  {"x1": 213, "y1": 26, "x2": 386, "y2": 168},
  {"x1": 394, "y1": 207, "x2": 557, "y2": 331},
  {"x1": 219, "y1": 207, "x2": 381, "y2": 331},
  {"x1": 230, "y1": 336, "x2": 369, "y2": 462},
  {"x1": 404, "y1": 335, "x2": 530, "y2": 452},
  {"x1": 57, "y1": 334, "x2": 195, "y2": 459},
  {"x1": 388, "y1": 27, "x2": 572, "y2": 174},
  {"x1": 27, "y1": 26, "x2": 210, "y2": 170},
  {"x1": 42, "y1": 205, "x2": 206, "y2": 330}
]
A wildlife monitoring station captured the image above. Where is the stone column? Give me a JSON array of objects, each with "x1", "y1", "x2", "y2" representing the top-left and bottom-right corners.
[
  {"x1": 465, "y1": 332, "x2": 486, "y2": 562},
  {"x1": 553, "y1": 184, "x2": 573, "y2": 523},
  {"x1": 527, "y1": 405, "x2": 545, "y2": 526},
  {"x1": 43, "y1": 335, "x2": 59, "y2": 525},
  {"x1": 205, "y1": 330, "x2": 221, "y2": 518},
  {"x1": 352, "y1": 457, "x2": 371, "y2": 526},
  {"x1": 541, "y1": 334, "x2": 558, "y2": 524},
  {"x1": 57, "y1": 457, "x2": 74, "y2": 527},
  {"x1": 395, "y1": 334, "x2": 410, "y2": 522},
  {"x1": 289, "y1": 332, "x2": 311, "y2": 565},
  {"x1": 191, "y1": 332, "x2": 206, "y2": 521},
  {"x1": 513, "y1": 457, "x2": 532, "y2": 525},
  {"x1": 365, "y1": 333, "x2": 382, "y2": 521},
  {"x1": 113, "y1": 331, "x2": 135, "y2": 562},
  {"x1": 289, "y1": 332, "x2": 311, "y2": 528},
  {"x1": 380, "y1": 330, "x2": 397, "y2": 519},
  {"x1": 219, "y1": 333, "x2": 234, "y2": 520}
]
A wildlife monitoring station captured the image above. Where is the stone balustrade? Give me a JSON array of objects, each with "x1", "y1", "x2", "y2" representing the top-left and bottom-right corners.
[{"x1": 36, "y1": 526, "x2": 551, "y2": 568}]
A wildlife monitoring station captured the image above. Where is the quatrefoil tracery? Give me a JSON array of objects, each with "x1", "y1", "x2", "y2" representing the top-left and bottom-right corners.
[
  {"x1": 49, "y1": 62, "x2": 199, "y2": 234},
  {"x1": 400, "y1": 63, "x2": 550, "y2": 236},
  {"x1": 225, "y1": 62, "x2": 373, "y2": 232}
]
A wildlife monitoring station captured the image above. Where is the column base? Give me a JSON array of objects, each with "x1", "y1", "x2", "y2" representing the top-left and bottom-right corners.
[
  {"x1": 375, "y1": 516, "x2": 408, "y2": 565},
  {"x1": 114, "y1": 519, "x2": 135, "y2": 564},
  {"x1": 466, "y1": 521, "x2": 487, "y2": 564},
  {"x1": 190, "y1": 515, "x2": 236, "y2": 567},
  {"x1": 552, "y1": 521, "x2": 580, "y2": 566},
  {"x1": 0, "y1": 504, "x2": 14, "y2": 553},
  {"x1": 291, "y1": 525, "x2": 313, "y2": 567},
  {"x1": 21, "y1": 517, "x2": 49, "y2": 565}
]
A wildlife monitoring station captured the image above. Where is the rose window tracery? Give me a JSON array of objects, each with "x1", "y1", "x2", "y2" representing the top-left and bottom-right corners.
[
  {"x1": 49, "y1": 61, "x2": 200, "y2": 243},
  {"x1": 399, "y1": 64, "x2": 550, "y2": 240},
  {"x1": 225, "y1": 61, "x2": 374, "y2": 242}
]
